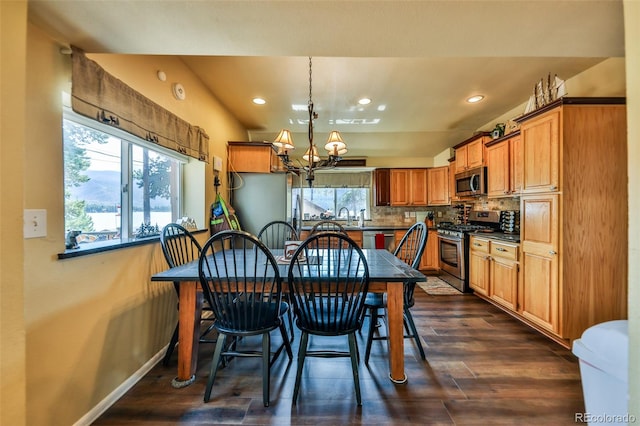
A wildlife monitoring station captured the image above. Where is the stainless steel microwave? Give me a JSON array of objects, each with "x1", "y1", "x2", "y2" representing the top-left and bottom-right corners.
[{"x1": 455, "y1": 167, "x2": 487, "y2": 197}]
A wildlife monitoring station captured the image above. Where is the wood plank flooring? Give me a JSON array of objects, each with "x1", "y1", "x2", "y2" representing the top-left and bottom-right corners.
[{"x1": 93, "y1": 287, "x2": 585, "y2": 425}]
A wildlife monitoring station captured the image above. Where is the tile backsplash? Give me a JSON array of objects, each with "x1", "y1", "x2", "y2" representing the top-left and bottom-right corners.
[{"x1": 368, "y1": 196, "x2": 520, "y2": 226}]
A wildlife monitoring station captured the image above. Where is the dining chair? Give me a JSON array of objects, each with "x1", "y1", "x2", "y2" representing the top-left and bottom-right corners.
[
  {"x1": 199, "y1": 229, "x2": 293, "y2": 407},
  {"x1": 309, "y1": 220, "x2": 347, "y2": 235},
  {"x1": 287, "y1": 231, "x2": 369, "y2": 405},
  {"x1": 257, "y1": 220, "x2": 298, "y2": 343},
  {"x1": 159, "y1": 223, "x2": 216, "y2": 367},
  {"x1": 257, "y1": 220, "x2": 298, "y2": 249},
  {"x1": 363, "y1": 221, "x2": 427, "y2": 364}
]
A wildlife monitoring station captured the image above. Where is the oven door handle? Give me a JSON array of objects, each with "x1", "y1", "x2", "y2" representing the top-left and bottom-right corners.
[{"x1": 437, "y1": 234, "x2": 461, "y2": 243}]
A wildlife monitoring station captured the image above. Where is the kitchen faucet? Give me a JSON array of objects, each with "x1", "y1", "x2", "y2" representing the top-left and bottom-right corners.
[{"x1": 338, "y1": 206, "x2": 352, "y2": 225}]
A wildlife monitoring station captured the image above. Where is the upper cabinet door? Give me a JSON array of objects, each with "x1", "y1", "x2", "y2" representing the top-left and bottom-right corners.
[
  {"x1": 373, "y1": 168, "x2": 391, "y2": 206},
  {"x1": 486, "y1": 140, "x2": 510, "y2": 197},
  {"x1": 455, "y1": 145, "x2": 469, "y2": 174},
  {"x1": 410, "y1": 169, "x2": 428, "y2": 206},
  {"x1": 466, "y1": 139, "x2": 484, "y2": 169},
  {"x1": 390, "y1": 169, "x2": 410, "y2": 206},
  {"x1": 427, "y1": 166, "x2": 449, "y2": 205},
  {"x1": 520, "y1": 109, "x2": 560, "y2": 194}
]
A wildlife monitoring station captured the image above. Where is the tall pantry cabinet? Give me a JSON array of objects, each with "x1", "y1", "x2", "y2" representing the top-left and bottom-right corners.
[{"x1": 515, "y1": 97, "x2": 627, "y2": 347}]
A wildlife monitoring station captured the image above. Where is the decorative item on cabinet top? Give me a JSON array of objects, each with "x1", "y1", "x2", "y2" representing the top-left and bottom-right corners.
[{"x1": 523, "y1": 73, "x2": 567, "y2": 114}]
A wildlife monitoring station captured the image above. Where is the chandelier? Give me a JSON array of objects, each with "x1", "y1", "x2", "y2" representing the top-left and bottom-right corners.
[{"x1": 273, "y1": 57, "x2": 347, "y2": 186}]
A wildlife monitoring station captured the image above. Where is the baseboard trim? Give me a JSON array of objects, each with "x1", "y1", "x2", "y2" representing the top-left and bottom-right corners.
[{"x1": 73, "y1": 346, "x2": 167, "y2": 426}]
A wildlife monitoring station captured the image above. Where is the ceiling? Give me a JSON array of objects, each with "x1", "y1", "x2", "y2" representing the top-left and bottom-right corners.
[{"x1": 28, "y1": 1, "x2": 625, "y2": 160}]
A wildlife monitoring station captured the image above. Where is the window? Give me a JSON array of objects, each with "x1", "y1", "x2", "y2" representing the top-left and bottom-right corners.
[
  {"x1": 63, "y1": 112, "x2": 185, "y2": 246},
  {"x1": 292, "y1": 172, "x2": 372, "y2": 221}
]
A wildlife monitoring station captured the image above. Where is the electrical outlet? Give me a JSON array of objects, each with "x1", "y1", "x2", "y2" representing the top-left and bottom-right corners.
[
  {"x1": 24, "y1": 209, "x2": 47, "y2": 238},
  {"x1": 437, "y1": 211, "x2": 443, "y2": 218}
]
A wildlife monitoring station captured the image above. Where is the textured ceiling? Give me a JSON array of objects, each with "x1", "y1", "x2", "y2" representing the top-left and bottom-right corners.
[{"x1": 28, "y1": 0, "x2": 625, "y2": 159}]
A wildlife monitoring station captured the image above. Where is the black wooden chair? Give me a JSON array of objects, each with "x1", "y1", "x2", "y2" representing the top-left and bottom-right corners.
[
  {"x1": 309, "y1": 220, "x2": 346, "y2": 235},
  {"x1": 363, "y1": 221, "x2": 427, "y2": 364},
  {"x1": 199, "y1": 230, "x2": 293, "y2": 407},
  {"x1": 287, "y1": 231, "x2": 369, "y2": 405},
  {"x1": 257, "y1": 220, "x2": 298, "y2": 249},
  {"x1": 257, "y1": 220, "x2": 298, "y2": 343},
  {"x1": 159, "y1": 223, "x2": 216, "y2": 366}
]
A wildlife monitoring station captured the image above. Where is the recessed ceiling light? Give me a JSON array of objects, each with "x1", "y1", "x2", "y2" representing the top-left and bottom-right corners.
[
  {"x1": 466, "y1": 95, "x2": 485, "y2": 103},
  {"x1": 377, "y1": 105, "x2": 386, "y2": 111},
  {"x1": 252, "y1": 97, "x2": 266, "y2": 105},
  {"x1": 358, "y1": 98, "x2": 372, "y2": 105}
]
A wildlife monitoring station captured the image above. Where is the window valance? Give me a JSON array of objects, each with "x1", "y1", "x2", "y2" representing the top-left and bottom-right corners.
[
  {"x1": 70, "y1": 46, "x2": 209, "y2": 162},
  {"x1": 292, "y1": 171, "x2": 371, "y2": 188}
]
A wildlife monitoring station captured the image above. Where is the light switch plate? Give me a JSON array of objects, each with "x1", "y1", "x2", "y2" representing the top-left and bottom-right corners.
[{"x1": 24, "y1": 209, "x2": 47, "y2": 238}]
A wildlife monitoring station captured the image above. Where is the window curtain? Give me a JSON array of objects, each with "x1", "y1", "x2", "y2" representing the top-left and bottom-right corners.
[
  {"x1": 291, "y1": 171, "x2": 371, "y2": 188},
  {"x1": 70, "y1": 46, "x2": 209, "y2": 162}
]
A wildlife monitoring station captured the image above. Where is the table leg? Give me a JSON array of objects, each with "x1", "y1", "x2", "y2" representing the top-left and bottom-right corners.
[
  {"x1": 171, "y1": 280, "x2": 202, "y2": 388},
  {"x1": 386, "y1": 282, "x2": 407, "y2": 384}
]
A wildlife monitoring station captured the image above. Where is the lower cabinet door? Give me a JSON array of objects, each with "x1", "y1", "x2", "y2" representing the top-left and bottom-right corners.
[
  {"x1": 490, "y1": 257, "x2": 518, "y2": 311},
  {"x1": 469, "y1": 251, "x2": 490, "y2": 296},
  {"x1": 519, "y1": 252, "x2": 559, "y2": 333}
]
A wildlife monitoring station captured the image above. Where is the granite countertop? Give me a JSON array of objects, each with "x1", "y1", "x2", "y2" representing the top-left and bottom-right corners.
[
  {"x1": 468, "y1": 230, "x2": 520, "y2": 243},
  {"x1": 300, "y1": 224, "x2": 411, "y2": 232}
]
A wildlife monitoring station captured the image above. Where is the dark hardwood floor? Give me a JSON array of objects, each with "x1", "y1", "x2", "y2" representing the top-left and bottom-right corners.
[{"x1": 93, "y1": 287, "x2": 585, "y2": 425}]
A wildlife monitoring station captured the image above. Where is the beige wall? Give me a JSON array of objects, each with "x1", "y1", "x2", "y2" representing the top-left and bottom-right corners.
[
  {"x1": 1, "y1": 1, "x2": 27, "y2": 426},
  {"x1": 19, "y1": 24, "x2": 247, "y2": 426},
  {"x1": 624, "y1": 0, "x2": 639, "y2": 417},
  {"x1": 1, "y1": 4, "x2": 638, "y2": 426}
]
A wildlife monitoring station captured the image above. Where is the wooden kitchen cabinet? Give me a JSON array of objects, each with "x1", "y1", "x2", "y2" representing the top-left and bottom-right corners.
[
  {"x1": 489, "y1": 240, "x2": 519, "y2": 311},
  {"x1": 227, "y1": 141, "x2": 284, "y2": 173},
  {"x1": 390, "y1": 168, "x2": 427, "y2": 206},
  {"x1": 470, "y1": 236, "x2": 520, "y2": 309},
  {"x1": 393, "y1": 228, "x2": 438, "y2": 272},
  {"x1": 512, "y1": 98, "x2": 628, "y2": 348},
  {"x1": 419, "y1": 229, "x2": 439, "y2": 272},
  {"x1": 519, "y1": 193, "x2": 559, "y2": 333},
  {"x1": 519, "y1": 109, "x2": 560, "y2": 194},
  {"x1": 373, "y1": 168, "x2": 391, "y2": 206},
  {"x1": 448, "y1": 158, "x2": 458, "y2": 203},
  {"x1": 346, "y1": 230, "x2": 363, "y2": 248},
  {"x1": 454, "y1": 132, "x2": 490, "y2": 174},
  {"x1": 468, "y1": 236, "x2": 490, "y2": 296},
  {"x1": 427, "y1": 166, "x2": 449, "y2": 206},
  {"x1": 486, "y1": 132, "x2": 522, "y2": 197}
]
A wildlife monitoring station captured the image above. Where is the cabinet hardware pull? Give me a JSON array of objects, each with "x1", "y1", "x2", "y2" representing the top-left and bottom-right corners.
[
  {"x1": 473, "y1": 243, "x2": 482, "y2": 247},
  {"x1": 550, "y1": 185, "x2": 557, "y2": 190},
  {"x1": 549, "y1": 250, "x2": 557, "y2": 255},
  {"x1": 504, "y1": 191, "x2": 509, "y2": 194},
  {"x1": 496, "y1": 247, "x2": 507, "y2": 252}
]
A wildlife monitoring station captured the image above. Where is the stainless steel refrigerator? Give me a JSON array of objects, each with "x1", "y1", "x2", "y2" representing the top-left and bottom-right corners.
[{"x1": 230, "y1": 172, "x2": 294, "y2": 237}]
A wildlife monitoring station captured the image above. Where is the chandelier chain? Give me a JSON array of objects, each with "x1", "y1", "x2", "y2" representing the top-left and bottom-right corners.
[
  {"x1": 273, "y1": 56, "x2": 346, "y2": 186},
  {"x1": 308, "y1": 56, "x2": 313, "y2": 108}
]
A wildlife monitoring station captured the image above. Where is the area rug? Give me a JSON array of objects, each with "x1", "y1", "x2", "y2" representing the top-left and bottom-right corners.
[{"x1": 418, "y1": 276, "x2": 464, "y2": 295}]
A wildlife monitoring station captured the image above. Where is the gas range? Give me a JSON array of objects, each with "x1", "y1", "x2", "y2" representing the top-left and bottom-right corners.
[{"x1": 437, "y1": 223, "x2": 494, "y2": 238}]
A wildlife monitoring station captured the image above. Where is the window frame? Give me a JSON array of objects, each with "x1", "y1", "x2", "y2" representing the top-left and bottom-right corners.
[
  {"x1": 60, "y1": 109, "x2": 190, "y2": 258},
  {"x1": 295, "y1": 184, "x2": 371, "y2": 222}
]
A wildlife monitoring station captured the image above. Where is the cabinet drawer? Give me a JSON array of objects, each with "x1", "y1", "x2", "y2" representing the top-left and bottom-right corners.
[
  {"x1": 490, "y1": 242, "x2": 518, "y2": 260},
  {"x1": 469, "y1": 237, "x2": 489, "y2": 253}
]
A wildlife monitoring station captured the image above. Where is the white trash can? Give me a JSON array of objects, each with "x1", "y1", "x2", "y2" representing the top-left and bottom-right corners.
[{"x1": 572, "y1": 320, "x2": 630, "y2": 426}]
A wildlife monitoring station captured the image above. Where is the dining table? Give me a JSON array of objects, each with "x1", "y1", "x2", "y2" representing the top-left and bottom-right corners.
[{"x1": 151, "y1": 248, "x2": 427, "y2": 388}]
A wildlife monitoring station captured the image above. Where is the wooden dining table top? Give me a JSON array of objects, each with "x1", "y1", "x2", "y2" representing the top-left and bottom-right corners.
[{"x1": 151, "y1": 248, "x2": 427, "y2": 284}]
